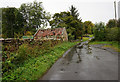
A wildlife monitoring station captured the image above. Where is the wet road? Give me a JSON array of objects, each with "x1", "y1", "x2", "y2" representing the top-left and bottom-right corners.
[{"x1": 40, "y1": 40, "x2": 118, "y2": 80}]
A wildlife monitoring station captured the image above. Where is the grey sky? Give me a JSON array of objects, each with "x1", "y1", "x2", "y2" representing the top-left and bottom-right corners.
[{"x1": 0, "y1": 0, "x2": 120, "y2": 24}]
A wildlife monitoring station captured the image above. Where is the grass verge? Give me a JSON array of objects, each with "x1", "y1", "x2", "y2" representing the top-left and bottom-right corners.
[
  {"x1": 82, "y1": 34, "x2": 93, "y2": 42},
  {"x1": 82, "y1": 37, "x2": 89, "y2": 42},
  {"x1": 89, "y1": 41, "x2": 120, "y2": 52},
  {"x1": 3, "y1": 41, "x2": 80, "y2": 80},
  {"x1": 88, "y1": 34, "x2": 93, "y2": 38}
]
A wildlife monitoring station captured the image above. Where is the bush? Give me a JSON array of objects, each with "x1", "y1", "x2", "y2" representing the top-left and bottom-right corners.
[
  {"x1": 15, "y1": 44, "x2": 28, "y2": 64},
  {"x1": 94, "y1": 22, "x2": 119, "y2": 41},
  {"x1": 94, "y1": 22, "x2": 106, "y2": 41},
  {"x1": 105, "y1": 27, "x2": 119, "y2": 41}
]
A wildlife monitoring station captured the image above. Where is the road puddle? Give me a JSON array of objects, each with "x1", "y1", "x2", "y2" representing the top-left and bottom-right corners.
[
  {"x1": 41, "y1": 38, "x2": 118, "y2": 80},
  {"x1": 62, "y1": 37, "x2": 102, "y2": 66},
  {"x1": 63, "y1": 40, "x2": 94, "y2": 64}
]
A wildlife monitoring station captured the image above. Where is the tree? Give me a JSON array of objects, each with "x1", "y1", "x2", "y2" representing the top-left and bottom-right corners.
[
  {"x1": 49, "y1": 5, "x2": 83, "y2": 40},
  {"x1": 106, "y1": 19, "x2": 117, "y2": 28},
  {"x1": 83, "y1": 21, "x2": 94, "y2": 34},
  {"x1": 69, "y1": 5, "x2": 80, "y2": 21},
  {"x1": 50, "y1": 11, "x2": 76, "y2": 40},
  {"x1": 117, "y1": 18, "x2": 120, "y2": 27},
  {"x1": 69, "y1": 5, "x2": 83, "y2": 39},
  {"x1": 19, "y1": 0, "x2": 51, "y2": 34},
  {"x1": 94, "y1": 22, "x2": 106, "y2": 41},
  {"x1": 2, "y1": 0, "x2": 51, "y2": 38},
  {"x1": 2, "y1": 7, "x2": 24, "y2": 38},
  {"x1": 2, "y1": 8, "x2": 15, "y2": 38},
  {"x1": 50, "y1": 11, "x2": 83, "y2": 40},
  {"x1": 50, "y1": 12, "x2": 70, "y2": 28},
  {"x1": 105, "y1": 27, "x2": 119, "y2": 41}
]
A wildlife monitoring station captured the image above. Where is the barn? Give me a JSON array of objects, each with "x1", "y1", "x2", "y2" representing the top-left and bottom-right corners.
[{"x1": 34, "y1": 27, "x2": 68, "y2": 41}]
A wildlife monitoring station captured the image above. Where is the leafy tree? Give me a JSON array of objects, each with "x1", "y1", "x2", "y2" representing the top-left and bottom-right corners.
[
  {"x1": 69, "y1": 5, "x2": 83, "y2": 39},
  {"x1": 83, "y1": 21, "x2": 94, "y2": 34},
  {"x1": 2, "y1": 8, "x2": 15, "y2": 38},
  {"x1": 50, "y1": 11, "x2": 82, "y2": 40},
  {"x1": 50, "y1": 12, "x2": 76, "y2": 40},
  {"x1": 19, "y1": 1, "x2": 51, "y2": 34},
  {"x1": 2, "y1": 0, "x2": 51, "y2": 38},
  {"x1": 94, "y1": 21, "x2": 119, "y2": 41},
  {"x1": 105, "y1": 27, "x2": 119, "y2": 41},
  {"x1": 117, "y1": 18, "x2": 120, "y2": 27},
  {"x1": 50, "y1": 12, "x2": 70, "y2": 28},
  {"x1": 2, "y1": 8, "x2": 24, "y2": 38},
  {"x1": 50, "y1": 5, "x2": 83, "y2": 40},
  {"x1": 94, "y1": 22, "x2": 106, "y2": 41},
  {"x1": 69, "y1": 5, "x2": 80, "y2": 20},
  {"x1": 106, "y1": 19, "x2": 117, "y2": 28}
]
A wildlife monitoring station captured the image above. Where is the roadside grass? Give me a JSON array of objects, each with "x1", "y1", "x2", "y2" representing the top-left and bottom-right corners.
[
  {"x1": 82, "y1": 37, "x2": 89, "y2": 42},
  {"x1": 89, "y1": 41, "x2": 120, "y2": 52},
  {"x1": 3, "y1": 41, "x2": 80, "y2": 80},
  {"x1": 83, "y1": 34, "x2": 93, "y2": 37},
  {"x1": 89, "y1": 34, "x2": 93, "y2": 38},
  {"x1": 81, "y1": 34, "x2": 94, "y2": 42}
]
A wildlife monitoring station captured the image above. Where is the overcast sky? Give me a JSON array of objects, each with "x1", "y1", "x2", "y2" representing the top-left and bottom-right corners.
[{"x1": 0, "y1": 0, "x2": 120, "y2": 24}]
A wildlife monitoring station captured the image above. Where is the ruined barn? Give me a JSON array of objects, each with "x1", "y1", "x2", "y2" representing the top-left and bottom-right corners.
[{"x1": 34, "y1": 27, "x2": 68, "y2": 41}]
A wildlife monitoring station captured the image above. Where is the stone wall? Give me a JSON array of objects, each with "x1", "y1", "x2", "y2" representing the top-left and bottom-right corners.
[{"x1": 2, "y1": 39, "x2": 62, "y2": 52}]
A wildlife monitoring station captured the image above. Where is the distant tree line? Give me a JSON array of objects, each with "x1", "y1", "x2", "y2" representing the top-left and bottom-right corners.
[
  {"x1": 1, "y1": 0, "x2": 119, "y2": 41},
  {"x1": 2, "y1": 3, "x2": 95, "y2": 40}
]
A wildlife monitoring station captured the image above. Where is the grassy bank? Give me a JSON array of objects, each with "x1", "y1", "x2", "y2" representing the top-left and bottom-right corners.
[
  {"x1": 82, "y1": 34, "x2": 93, "y2": 42},
  {"x1": 89, "y1": 41, "x2": 120, "y2": 52},
  {"x1": 3, "y1": 41, "x2": 80, "y2": 80},
  {"x1": 82, "y1": 37, "x2": 89, "y2": 42}
]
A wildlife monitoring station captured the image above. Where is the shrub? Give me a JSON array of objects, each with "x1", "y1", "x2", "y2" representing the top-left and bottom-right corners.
[
  {"x1": 13, "y1": 44, "x2": 28, "y2": 64},
  {"x1": 2, "y1": 53, "x2": 16, "y2": 73},
  {"x1": 105, "y1": 27, "x2": 119, "y2": 41},
  {"x1": 94, "y1": 22, "x2": 119, "y2": 41},
  {"x1": 94, "y1": 22, "x2": 106, "y2": 41}
]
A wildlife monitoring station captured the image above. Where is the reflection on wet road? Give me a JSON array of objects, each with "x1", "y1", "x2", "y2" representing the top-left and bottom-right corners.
[{"x1": 41, "y1": 40, "x2": 118, "y2": 80}]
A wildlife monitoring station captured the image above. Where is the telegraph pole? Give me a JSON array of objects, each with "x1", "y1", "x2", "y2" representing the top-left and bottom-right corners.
[{"x1": 114, "y1": 1, "x2": 117, "y2": 27}]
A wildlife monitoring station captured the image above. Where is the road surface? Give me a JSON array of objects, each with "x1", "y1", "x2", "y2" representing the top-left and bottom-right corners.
[{"x1": 40, "y1": 40, "x2": 118, "y2": 80}]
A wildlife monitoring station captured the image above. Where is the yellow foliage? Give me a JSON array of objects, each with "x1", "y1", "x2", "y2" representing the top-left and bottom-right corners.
[{"x1": 25, "y1": 31, "x2": 32, "y2": 36}]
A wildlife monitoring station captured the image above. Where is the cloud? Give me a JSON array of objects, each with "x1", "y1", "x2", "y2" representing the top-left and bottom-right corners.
[{"x1": 0, "y1": 0, "x2": 118, "y2": 23}]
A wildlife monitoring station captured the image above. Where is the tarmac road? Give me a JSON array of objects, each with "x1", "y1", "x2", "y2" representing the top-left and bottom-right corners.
[{"x1": 40, "y1": 40, "x2": 118, "y2": 80}]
